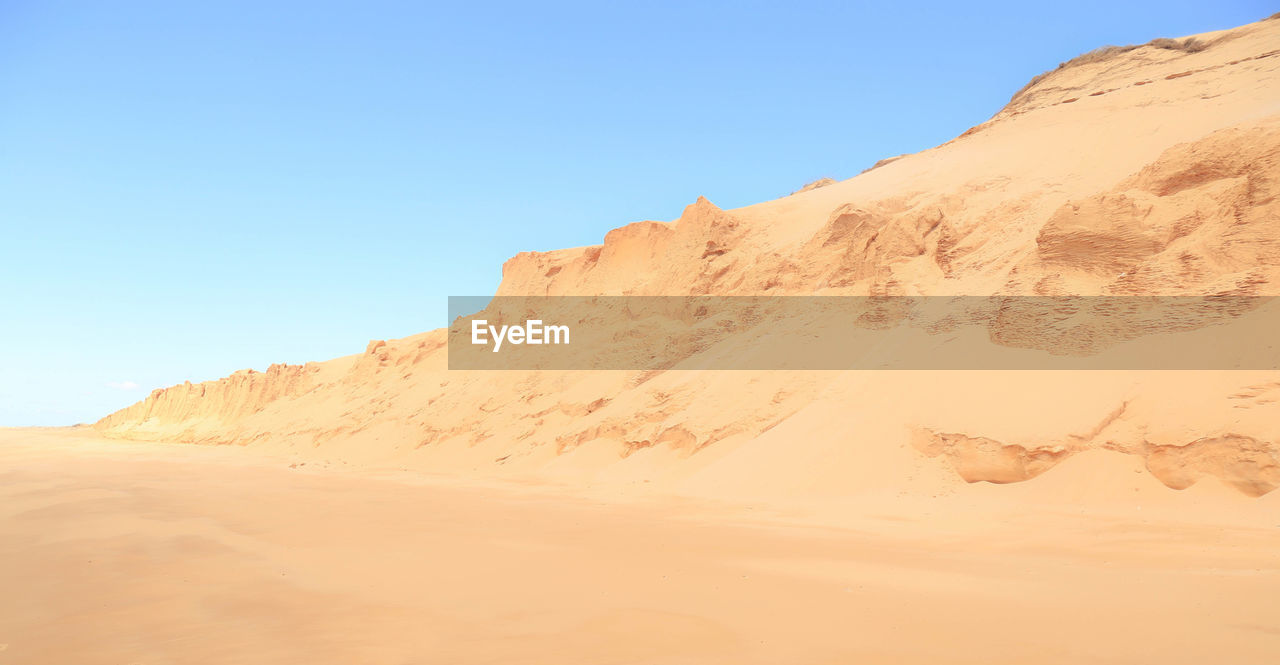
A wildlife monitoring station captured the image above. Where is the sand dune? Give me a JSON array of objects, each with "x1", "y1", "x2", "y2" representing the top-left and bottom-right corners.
[
  {"x1": 93, "y1": 17, "x2": 1280, "y2": 499},
  {"x1": 12, "y1": 16, "x2": 1280, "y2": 664}
]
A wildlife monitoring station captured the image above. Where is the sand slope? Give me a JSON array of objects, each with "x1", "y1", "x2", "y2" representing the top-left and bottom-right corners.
[{"x1": 96, "y1": 18, "x2": 1280, "y2": 498}]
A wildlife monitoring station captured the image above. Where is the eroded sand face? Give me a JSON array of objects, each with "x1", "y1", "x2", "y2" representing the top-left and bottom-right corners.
[
  {"x1": 92, "y1": 18, "x2": 1280, "y2": 498},
  {"x1": 3, "y1": 427, "x2": 1278, "y2": 664}
]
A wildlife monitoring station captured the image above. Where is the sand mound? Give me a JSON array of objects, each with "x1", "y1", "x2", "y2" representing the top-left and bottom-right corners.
[
  {"x1": 96, "y1": 17, "x2": 1280, "y2": 498},
  {"x1": 791, "y1": 177, "x2": 836, "y2": 195}
]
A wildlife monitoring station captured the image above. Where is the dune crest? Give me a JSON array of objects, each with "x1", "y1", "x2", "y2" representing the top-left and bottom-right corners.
[{"x1": 97, "y1": 18, "x2": 1280, "y2": 497}]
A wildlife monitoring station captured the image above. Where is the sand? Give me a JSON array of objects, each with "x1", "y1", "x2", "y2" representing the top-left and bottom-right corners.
[
  {"x1": 4, "y1": 426, "x2": 1279, "y2": 664},
  {"x1": 91, "y1": 17, "x2": 1280, "y2": 498},
  {"x1": 17, "y1": 15, "x2": 1280, "y2": 665}
]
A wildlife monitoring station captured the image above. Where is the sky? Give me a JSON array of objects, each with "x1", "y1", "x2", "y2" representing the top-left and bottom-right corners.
[{"x1": 0, "y1": 0, "x2": 1273, "y2": 425}]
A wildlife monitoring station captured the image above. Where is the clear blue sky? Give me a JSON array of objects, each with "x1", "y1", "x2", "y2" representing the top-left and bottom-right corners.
[{"x1": 1, "y1": 1, "x2": 1271, "y2": 425}]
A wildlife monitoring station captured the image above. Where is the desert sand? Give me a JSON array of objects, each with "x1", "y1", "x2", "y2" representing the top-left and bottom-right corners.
[
  {"x1": 93, "y1": 17, "x2": 1280, "y2": 498},
  {"x1": 3, "y1": 426, "x2": 1278, "y2": 664},
  {"x1": 11, "y1": 15, "x2": 1280, "y2": 665}
]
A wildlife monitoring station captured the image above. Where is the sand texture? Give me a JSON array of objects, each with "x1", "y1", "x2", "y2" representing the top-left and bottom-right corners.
[
  {"x1": 12, "y1": 17, "x2": 1280, "y2": 664},
  {"x1": 92, "y1": 18, "x2": 1280, "y2": 499},
  {"x1": 3, "y1": 426, "x2": 1279, "y2": 664}
]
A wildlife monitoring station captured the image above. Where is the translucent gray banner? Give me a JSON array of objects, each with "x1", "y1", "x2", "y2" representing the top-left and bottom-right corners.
[{"x1": 447, "y1": 296, "x2": 1280, "y2": 370}]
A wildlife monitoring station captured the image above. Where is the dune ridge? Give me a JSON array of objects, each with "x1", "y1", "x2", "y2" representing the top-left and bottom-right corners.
[{"x1": 96, "y1": 18, "x2": 1280, "y2": 498}]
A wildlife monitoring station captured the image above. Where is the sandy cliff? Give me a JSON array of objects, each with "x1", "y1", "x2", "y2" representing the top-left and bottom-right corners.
[{"x1": 97, "y1": 18, "x2": 1280, "y2": 498}]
